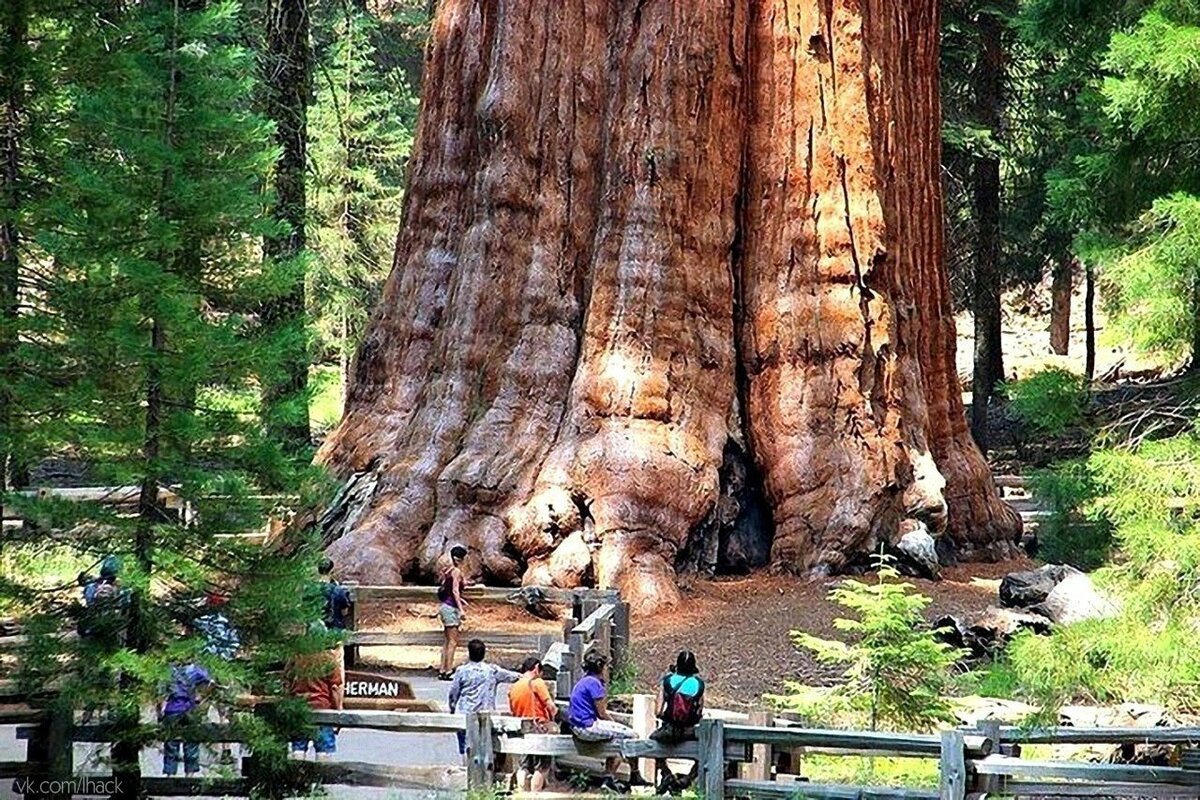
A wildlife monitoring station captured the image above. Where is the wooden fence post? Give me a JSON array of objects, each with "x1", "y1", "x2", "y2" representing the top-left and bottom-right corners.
[
  {"x1": 568, "y1": 632, "x2": 585, "y2": 688},
  {"x1": 22, "y1": 706, "x2": 74, "y2": 800},
  {"x1": 939, "y1": 729, "x2": 966, "y2": 800},
  {"x1": 612, "y1": 601, "x2": 630, "y2": 669},
  {"x1": 465, "y1": 713, "x2": 495, "y2": 791},
  {"x1": 632, "y1": 694, "x2": 658, "y2": 784},
  {"x1": 580, "y1": 591, "x2": 602, "y2": 627},
  {"x1": 596, "y1": 613, "x2": 612, "y2": 665},
  {"x1": 977, "y1": 719, "x2": 1002, "y2": 793},
  {"x1": 556, "y1": 648, "x2": 575, "y2": 700},
  {"x1": 343, "y1": 595, "x2": 358, "y2": 669},
  {"x1": 742, "y1": 709, "x2": 774, "y2": 781},
  {"x1": 698, "y1": 719, "x2": 726, "y2": 800}
]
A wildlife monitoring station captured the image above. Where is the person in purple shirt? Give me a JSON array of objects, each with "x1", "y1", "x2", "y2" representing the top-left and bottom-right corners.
[
  {"x1": 160, "y1": 663, "x2": 212, "y2": 776},
  {"x1": 567, "y1": 651, "x2": 647, "y2": 792}
]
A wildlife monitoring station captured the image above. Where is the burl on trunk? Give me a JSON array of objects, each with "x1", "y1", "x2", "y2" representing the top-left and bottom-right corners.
[{"x1": 318, "y1": 0, "x2": 1020, "y2": 611}]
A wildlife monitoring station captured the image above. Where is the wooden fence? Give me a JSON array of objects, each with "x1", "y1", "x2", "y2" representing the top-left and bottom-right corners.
[
  {"x1": 8, "y1": 702, "x2": 1200, "y2": 798},
  {"x1": 340, "y1": 584, "x2": 629, "y2": 687},
  {"x1": 0, "y1": 583, "x2": 629, "y2": 680}
]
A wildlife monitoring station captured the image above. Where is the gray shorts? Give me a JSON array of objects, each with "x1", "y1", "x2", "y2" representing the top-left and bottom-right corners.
[
  {"x1": 438, "y1": 603, "x2": 462, "y2": 628},
  {"x1": 571, "y1": 719, "x2": 638, "y2": 742}
]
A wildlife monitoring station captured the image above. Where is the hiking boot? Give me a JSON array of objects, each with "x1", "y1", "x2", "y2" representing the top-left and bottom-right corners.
[
  {"x1": 656, "y1": 773, "x2": 680, "y2": 796},
  {"x1": 600, "y1": 777, "x2": 631, "y2": 794}
]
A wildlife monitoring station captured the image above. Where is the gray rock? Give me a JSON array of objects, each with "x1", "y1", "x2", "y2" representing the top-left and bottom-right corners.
[
  {"x1": 935, "y1": 606, "x2": 1052, "y2": 662},
  {"x1": 1034, "y1": 571, "x2": 1120, "y2": 625},
  {"x1": 1000, "y1": 563, "x2": 1079, "y2": 608},
  {"x1": 896, "y1": 523, "x2": 940, "y2": 580}
]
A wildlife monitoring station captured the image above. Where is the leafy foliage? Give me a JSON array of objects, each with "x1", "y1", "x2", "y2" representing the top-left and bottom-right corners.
[
  {"x1": 1002, "y1": 367, "x2": 1089, "y2": 436},
  {"x1": 1028, "y1": 460, "x2": 1113, "y2": 569},
  {"x1": 772, "y1": 559, "x2": 963, "y2": 732},
  {"x1": 307, "y1": 3, "x2": 417, "y2": 414},
  {"x1": 1099, "y1": 194, "x2": 1200, "y2": 360},
  {"x1": 1007, "y1": 429, "x2": 1200, "y2": 714},
  {"x1": 0, "y1": 0, "x2": 337, "y2": 791}
]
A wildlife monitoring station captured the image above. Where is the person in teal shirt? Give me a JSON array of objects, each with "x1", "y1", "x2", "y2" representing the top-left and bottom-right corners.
[{"x1": 650, "y1": 650, "x2": 706, "y2": 793}]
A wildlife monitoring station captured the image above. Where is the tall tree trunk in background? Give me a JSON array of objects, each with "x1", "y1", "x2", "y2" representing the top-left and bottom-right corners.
[
  {"x1": 0, "y1": 0, "x2": 26, "y2": 516},
  {"x1": 969, "y1": 8, "x2": 1004, "y2": 452},
  {"x1": 262, "y1": 0, "x2": 312, "y2": 454},
  {"x1": 1085, "y1": 262, "x2": 1096, "y2": 381},
  {"x1": 1049, "y1": 256, "x2": 1073, "y2": 356},
  {"x1": 318, "y1": 0, "x2": 1019, "y2": 610}
]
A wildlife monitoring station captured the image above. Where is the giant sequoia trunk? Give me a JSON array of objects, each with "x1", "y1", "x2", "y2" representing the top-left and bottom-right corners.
[{"x1": 318, "y1": 0, "x2": 1020, "y2": 611}]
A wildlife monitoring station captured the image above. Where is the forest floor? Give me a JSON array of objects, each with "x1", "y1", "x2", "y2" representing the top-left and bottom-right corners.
[
  {"x1": 628, "y1": 558, "x2": 1034, "y2": 709},
  {"x1": 358, "y1": 557, "x2": 1035, "y2": 711}
]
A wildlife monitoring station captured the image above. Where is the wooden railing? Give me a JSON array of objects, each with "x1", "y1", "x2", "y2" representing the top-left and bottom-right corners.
[
  {"x1": 9, "y1": 704, "x2": 1200, "y2": 798},
  {"x1": 693, "y1": 719, "x2": 1200, "y2": 799},
  {"x1": 0, "y1": 583, "x2": 629, "y2": 681},
  {"x1": 340, "y1": 583, "x2": 629, "y2": 694}
]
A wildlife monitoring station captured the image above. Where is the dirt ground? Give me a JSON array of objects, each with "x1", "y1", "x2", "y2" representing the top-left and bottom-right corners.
[
  {"x1": 358, "y1": 558, "x2": 1036, "y2": 709},
  {"x1": 630, "y1": 559, "x2": 1035, "y2": 709}
]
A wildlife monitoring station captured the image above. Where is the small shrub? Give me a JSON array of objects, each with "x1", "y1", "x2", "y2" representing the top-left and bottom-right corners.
[
  {"x1": 1028, "y1": 461, "x2": 1113, "y2": 570},
  {"x1": 608, "y1": 645, "x2": 639, "y2": 696},
  {"x1": 1002, "y1": 367, "x2": 1089, "y2": 436},
  {"x1": 769, "y1": 557, "x2": 963, "y2": 732},
  {"x1": 957, "y1": 657, "x2": 1021, "y2": 700},
  {"x1": 1004, "y1": 431, "x2": 1200, "y2": 717}
]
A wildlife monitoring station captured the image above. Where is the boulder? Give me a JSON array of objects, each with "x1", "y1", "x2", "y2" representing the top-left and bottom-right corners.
[
  {"x1": 1055, "y1": 704, "x2": 1178, "y2": 765},
  {"x1": 967, "y1": 606, "x2": 1053, "y2": 653},
  {"x1": 935, "y1": 606, "x2": 1052, "y2": 662},
  {"x1": 1033, "y1": 571, "x2": 1120, "y2": 625},
  {"x1": 895, "y1": 521, "x2": 940, "y2": 580},
  {"x1": 1000, "y1": 563, "x2": 1078, "y2": 608}
]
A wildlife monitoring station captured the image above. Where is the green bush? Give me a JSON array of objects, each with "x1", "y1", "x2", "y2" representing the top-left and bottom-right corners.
[
  {"x1": 1028, "y1": 461, "x2": 1113, "y2": 570},
  {"x1": 1002, "y1": 367, "x2": 1089, "y2": 436},
  {"x1": 1005, "y1": 432, "x2": 1200, "y2": 716}
]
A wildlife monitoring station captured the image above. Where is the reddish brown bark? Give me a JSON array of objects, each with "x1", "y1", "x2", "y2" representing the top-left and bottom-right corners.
[
  {"x1": 319, "y1": 0, "x2": 1020, "y2": 610},
  {"x1": 1049, "y1": 257, "x2": 1073, "y2": 356}
]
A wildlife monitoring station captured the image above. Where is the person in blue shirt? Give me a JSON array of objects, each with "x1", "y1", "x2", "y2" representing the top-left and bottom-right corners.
[
  {"x1": 567, "y1": 651, "x2": 647, "y2": 792},
  {"x1": 194, "y1": 592, "x2": 240, "y2": 661},
  {"x1": 77, "y1": 556, "x2": 129, "y2": 645},
  {"x1": 191, "y1": 592, "x2": 240, "y2": 764},
  {"x1": 81, "y1": 556, "x2": 120, "y2": 606},
  {"x1": 318, "y1": 558, "x2": 353, "y2": 630},
  {"x1": 448, "y1": 639, "x2": 521, "y2": 758},
  {"x1": 160, "y1": 663, "x2": 213, "y2": 776}
]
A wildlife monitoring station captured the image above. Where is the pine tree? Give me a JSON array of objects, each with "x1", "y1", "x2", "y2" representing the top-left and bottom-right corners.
[
  {"x1": 774, "y1": 559, "x2": 963, "y2": 732},
  {"x1": 0, "y1": 0, "x2": 26, "y2": 512},
  {"x1": 3, "y1": 1, "x2": 326, "y2": 794},
  {"x1": 308, "y1": 5, "x2": 415, "y2": 406}
]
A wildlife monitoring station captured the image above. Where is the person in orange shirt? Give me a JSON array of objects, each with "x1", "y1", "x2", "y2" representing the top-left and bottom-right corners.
[
  {"x1": 508, "y1": 656, "x2": 558, "y2": 792},
  {"x1": 287, "y1": 623, "x2": 345, "y2": 761}
]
